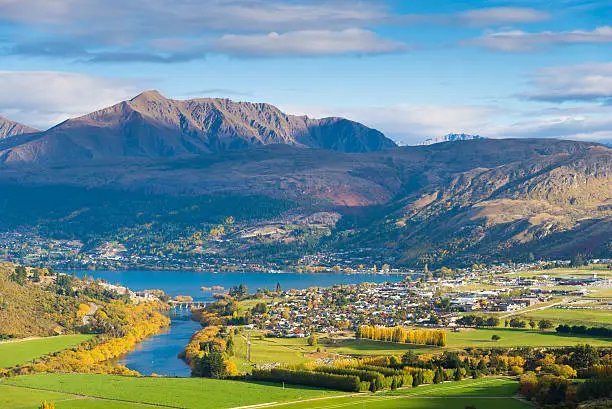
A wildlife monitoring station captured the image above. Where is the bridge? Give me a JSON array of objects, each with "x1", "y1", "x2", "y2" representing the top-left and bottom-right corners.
[{"x1": 169, "y1": 301, "x2": 208, "y2": 310}]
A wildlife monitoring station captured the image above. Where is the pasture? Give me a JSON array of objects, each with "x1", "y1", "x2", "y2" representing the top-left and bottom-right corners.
[
  {"x1": 3, "y1": 373, "x2": 340, "y2": 409},
  {"x1": 516, "y1": 307, "x2": 612, "y2": 327},
  {"x1": 276, "y1": 377, "x2": 529, "y2": 409},
  {"x1": 0, "y1": 335, "x2": 93, "y2": 368}
]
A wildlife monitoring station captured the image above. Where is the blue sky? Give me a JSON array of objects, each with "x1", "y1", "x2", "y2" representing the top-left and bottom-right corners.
[{"x1": 0, "y1": 0, "x2": 611, "y2": 144}]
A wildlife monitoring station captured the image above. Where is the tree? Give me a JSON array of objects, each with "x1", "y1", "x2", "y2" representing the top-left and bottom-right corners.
[
  {"x1": 529, "y1": 320, "x2": 536, "y2": 329},
  {"x1": 252, "y1": 302, "x2": 267, "y2": 314},
  {"x1": 39, "y1": 402, "x2": 55, "y2": 409},
  {"x1": 9, "y1": 266, "x2": 27, "y2": 285},
  {"x1": 276, "y1": 282, "x2": 282, "y2": 293},
  {"x1": 538, "y1": 320, "x2": 553, "y2": 331},
  {"x1": 454, "y1": 367, "x2": 462, "y2": 381},
  {"x1": 491, "y1": 334, "x2": 501, "y2": 342},
  {"x1": 194, "y1": 352, "x2": 227, "y2": 378},
  {"x1": 433, "y1": 367, "x2": 444, "y2": 384},
  {"x1": 307, "y1": 333, "x2": 318, "y2": 347},
  {"x1": 570, "y1": 344, "x2": 599, "y2": 370},
  {"x1": 229, "y1": 284, "x2": 248, "y2": 298}
]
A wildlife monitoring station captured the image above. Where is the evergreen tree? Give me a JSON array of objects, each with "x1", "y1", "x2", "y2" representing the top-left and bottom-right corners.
[{"x1": 454, "y1": 367, "x2": 462, "y2": 381}]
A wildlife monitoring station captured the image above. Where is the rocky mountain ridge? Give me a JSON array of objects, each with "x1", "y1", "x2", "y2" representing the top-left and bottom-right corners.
[
  {"x1": 0, "y1": 91, "x2": 396, "y2": 163},
  {"x1": 0, "y1": 115, "x2": 38, "y2": 140}
]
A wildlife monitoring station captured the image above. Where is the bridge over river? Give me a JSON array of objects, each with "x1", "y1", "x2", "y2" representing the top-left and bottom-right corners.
[{"x1": 169, "y1": 300, "x2": 209, "y2": 310}]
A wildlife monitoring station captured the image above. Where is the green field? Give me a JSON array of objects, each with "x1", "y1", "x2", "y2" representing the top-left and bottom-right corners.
[
  {"x1": 0, "y1": 374, "x2": 528, "y2": 409},
  {"x1": 3, "y1": 374, "x2": 340, "y2": 409},
  {"x1": 324, "y1": 328, "x2": 611, "y2": 356},
  {"x1": 0, "y1": 335, "x2": 93, "y2": 368},
  {"x1": 277, "y1": 378, "x2": 529, "y2": 409},
  {"x1": 231, "y1": 328, "x2": 611, "y2": 367},
  {"x1": 232, "y1": 332, "x2": 313, "y2": 372},
  {"x1": 445, "y1": 328, "x2": 611, "y2": 348},
  {"x1": 516, "y1": 308, "x2": 612, "y2": 326},
  {"x1": 0, "y1": 384, "x2": 160, "y2": 409}
]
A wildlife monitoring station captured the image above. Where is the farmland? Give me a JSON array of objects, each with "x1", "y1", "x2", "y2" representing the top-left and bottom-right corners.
[
  {"x1": 0, "y1": 375, "x2": 528, "y2": 409},
  {"x1": 0, "y1": 335, "x2": 93, "y2": 368},
  {"x1": 231, "y1": 327, "x2": 612, "y2": 369},
  {"x1": 2, "y1": 374, "x2": 340, "y2": 409},
  {"x1": 275, "y1": 378, "x2": 529, "y2": 409}
]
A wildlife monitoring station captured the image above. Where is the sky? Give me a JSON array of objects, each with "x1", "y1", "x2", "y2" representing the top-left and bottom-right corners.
[{"x1": 0, "y1": 0, "x2": 611, "y2": 145}]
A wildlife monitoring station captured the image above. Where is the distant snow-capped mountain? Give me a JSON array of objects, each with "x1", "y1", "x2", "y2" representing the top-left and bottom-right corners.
[{"x1": 422, "y1": 133, "x2": 486, "y2": 145}]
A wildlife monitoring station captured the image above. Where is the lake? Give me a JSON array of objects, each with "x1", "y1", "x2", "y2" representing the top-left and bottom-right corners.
[
  {"x1": 74, "y1": 270, "x2": 404, "y2": 376},
  {"x1": 73, "y1": 270, "x2": 405, "y2": 301}
]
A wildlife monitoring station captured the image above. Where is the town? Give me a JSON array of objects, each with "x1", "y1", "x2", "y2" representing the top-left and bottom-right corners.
[{"x1": 249, "y1": 266, "x2": 611, "y2": 338}]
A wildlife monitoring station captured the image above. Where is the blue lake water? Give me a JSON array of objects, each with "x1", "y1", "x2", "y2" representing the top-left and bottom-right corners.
[
  {"x1": 73, "y1": 270, "x2": 405, "y2": 301},
  {"x1": 74, "y1": 270, "x2": 404, "y2": 376}
]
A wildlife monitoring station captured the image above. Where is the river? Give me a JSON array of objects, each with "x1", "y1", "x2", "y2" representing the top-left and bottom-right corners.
[{"x1": 73, "y1": 270, "x2": 405, "y2": 376}]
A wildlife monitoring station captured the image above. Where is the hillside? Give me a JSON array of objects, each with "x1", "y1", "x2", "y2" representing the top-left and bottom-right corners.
[
  {"x1": 0, "y1": 138, "x2": 609, "y2": 267},
  {"x1": 0, "y1": 91, "x2": 395, "y2": 163},
  {"x1": 0, "y1": 262, "x2": 80, "y2": 337},
  {"x1": 0, "y1": 115, "x2": 38, "y2": 140}
]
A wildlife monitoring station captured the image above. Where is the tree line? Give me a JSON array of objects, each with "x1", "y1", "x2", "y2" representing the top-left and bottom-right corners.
[{"x1": 356, "y1": 325, "x2": 447, "y2": 346}]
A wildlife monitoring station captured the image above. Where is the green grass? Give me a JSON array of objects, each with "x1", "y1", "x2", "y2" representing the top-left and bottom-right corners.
[
  {"x1": 3, "y1": 374, "x2": 340, "y2": 409},
  {"x1": 232, "y1": 331, "x2": 314, "y2": 372},
  {"x1": 321, "y1": 328, "x2": 611, "y2": 357},
  {"x1": 516, "y1": 308, "x2": 612, "y2": 326},
  {"x1": 322, "y1": 338, "x2": 435, "y2": 356},
  {"x1": 276, "y1": 378, "x2": 529, "y2": 409},
  {"x1": 383, "y1": 377, "x2": 518, "y2": 397},
  {"x1": 275, "y1": 396, "x2": 531, "y2": 409},
  {"x1": 445, "y1": 328, "x2": 611, "y2": 348},
  {"x1": 0, "y1": 385, "x2": 77, "y2": 409},
  {"x1": 0, "y1": 335, "x2": 93, "y2": 368}
]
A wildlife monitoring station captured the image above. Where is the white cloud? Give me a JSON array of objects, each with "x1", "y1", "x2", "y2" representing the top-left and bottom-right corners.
[
  {"x1": 458, "y1": 7, "x2": 550, "y2": 26},
  {"x1": 521, "y1": 62, "x2": 612, "y2": 102},
  {"x1": 495, "y1": 114, "x2": 612, "y2": 141},
  {"x1": 211, "y1": 29, "x2": 409, "y2": 57},
  {"x1": 0, "y1": 0, "x2": 386, "y2": 36},
  {"x1": 465, "y1": 26, "x2": 612, "y2": 52},
  {"x1": 0, "y1": 71, "x2": 139, "y2": 129}
]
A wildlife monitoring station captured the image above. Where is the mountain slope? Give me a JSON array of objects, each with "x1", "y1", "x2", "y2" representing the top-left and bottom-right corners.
[
  {"x1": 0, "y1": 115, "x2": 38, "y2": 140},
  {"x1": 0, "y1": 138, "x2": 609, "y2": 266},
  {"x1": 0, "y1": 91, "x2": 395, "y2": 163}
]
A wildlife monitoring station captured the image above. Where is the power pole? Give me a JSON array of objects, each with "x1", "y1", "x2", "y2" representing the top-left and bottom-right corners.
[{"x1": 246, "y1": 331, "x2": 251, "y2": 363}]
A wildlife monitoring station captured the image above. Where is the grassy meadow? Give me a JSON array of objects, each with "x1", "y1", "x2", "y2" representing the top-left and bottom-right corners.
[
  {"x1": 0, "y1": 335, "x2": 93, "y2": 368},
  {"x1": 0, "y1": 374, "x2": 527, "y2": 409},
  {"x1": 3, "y1": 374, "x2": 341, "y2": 409},
  {"x1": 230, "y1": 326, "x2": 611, "y2": 370},
  {"x1": 516, "y1": 307, "x2": 612, "y2": 327},
  {"x1": 276, "y1": 378, "x2": 529, "y2": 409}
]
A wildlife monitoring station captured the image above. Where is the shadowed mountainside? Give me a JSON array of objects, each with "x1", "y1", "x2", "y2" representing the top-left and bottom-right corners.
[{"x1": 0, "y1": 138, "x2": 609, "y2": 266}]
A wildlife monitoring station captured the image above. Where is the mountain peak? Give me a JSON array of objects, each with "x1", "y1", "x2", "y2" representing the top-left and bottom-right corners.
[
  {"x1": 0, "y1": 92, "x2": 396, "y2": 163},
  {"x1": 423, "y1": 133, "x2": 486, "y2": 145},
  {"x1": 130, "y1": 90, "x2": 167, "y2": 103},
  {"x1": 0, "y1": 115, "x2": 39, "y2": 139}
]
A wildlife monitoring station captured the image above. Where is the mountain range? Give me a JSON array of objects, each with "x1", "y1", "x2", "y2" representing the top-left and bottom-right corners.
[
  {"x1": 0, "y1": 92, "x2": 610, "y2": 267},
  {"x1": 0, "y1": 91, "x2": 395, "y2": 163}
]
